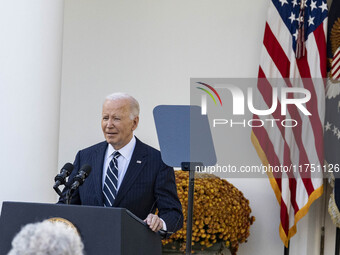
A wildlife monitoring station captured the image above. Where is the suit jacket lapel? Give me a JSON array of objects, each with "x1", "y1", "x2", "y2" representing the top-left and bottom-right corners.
[
  {"x1": 92, "y1": 141, "x2": 108, "y2": 205},
  {"x1": 113, "y1": 138, "x2": 147, "y2": 206}
]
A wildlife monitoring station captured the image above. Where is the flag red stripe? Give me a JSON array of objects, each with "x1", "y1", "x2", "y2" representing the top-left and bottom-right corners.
[
  {"x1": 332, "y1": 65, "x2": 340, "y2": 78},
  {"x1": 334, "y1": 49, "x2": 340, "y2": 60},
  {"x1": 332, "y1": 57, "x2": 340, "y2": 70},
  {"x1": 332, "y1": 53, "x2": 340, "y2": 75},
  {"x1": 280, "y1": 196, "x2": 290, "y2": 235},
  {"x1": 313, "y1": 25, "x2": 327, "y2": 78},
  {"x1": 263, "y1": 23, "x2": 290, "y2": 77}
]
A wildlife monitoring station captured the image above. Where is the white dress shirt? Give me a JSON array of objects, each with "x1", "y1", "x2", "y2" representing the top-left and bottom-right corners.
[{"x1": 102, "y1": 136, "x2": 136, "y2": 190}]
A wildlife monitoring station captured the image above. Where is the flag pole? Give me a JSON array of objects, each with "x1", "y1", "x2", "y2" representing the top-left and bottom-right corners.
[
  {"x1": 335, "y1": 228, "x2": 340, "y2": 255},
  {"x1": 320, "y1": 180, "x2": 327, "y2": 255},
  {"x1": 284, "y1": 241, "x2": 290, "y2": 255}
]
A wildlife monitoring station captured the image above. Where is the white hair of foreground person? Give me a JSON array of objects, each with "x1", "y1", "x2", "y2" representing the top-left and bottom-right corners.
[{"x1": 8, "y1": 220, "x2": 84, "y2": 255}]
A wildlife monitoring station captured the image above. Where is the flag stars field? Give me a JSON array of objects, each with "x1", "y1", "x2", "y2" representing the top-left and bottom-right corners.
[
  {"x1": 333, "y1": 126, "x2": 338, "y2": 136},
  {"x1": 308, "y1": 16, "x2": 315, "y2": 26},
  {"x1": 319, "y1": 1, "x2": 327, "y2": 12},
  {"x1": 325, "y1": 122, "x2": 340, "y2": 140},
  {"x1": 279, "y1": 0, "x2": 288, "y2": 6},
  {"x1": 310, "y1": 0, "x2": 317, "y2": 11},
  {"x1": 293, "y1": 30, "x2": 299, "y2": 40},
  {"x1": 325, "y1": 122, "x2": 332, "y2": 131},
  {"x1": 288, "y1": 13, "x2": 296, "y2": 23}
]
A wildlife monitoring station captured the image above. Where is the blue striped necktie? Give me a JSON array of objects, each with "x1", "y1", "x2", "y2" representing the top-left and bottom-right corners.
[{"x1": 103, "y1": 151, "x2": 121, "y2": 207}]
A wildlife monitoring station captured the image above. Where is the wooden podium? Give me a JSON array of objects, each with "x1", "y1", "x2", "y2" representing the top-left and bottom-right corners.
[{"x1": 0, "y1": 202, "x2": 162, "y2": 255}]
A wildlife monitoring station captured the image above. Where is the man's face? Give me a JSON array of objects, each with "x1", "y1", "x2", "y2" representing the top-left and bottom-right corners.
[{"x1": 101, "y1": 99, "x2": 139, "y2": 150}]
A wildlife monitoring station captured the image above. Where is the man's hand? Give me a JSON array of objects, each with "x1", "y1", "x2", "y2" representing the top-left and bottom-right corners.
[{"x1": 144, "y1": 213, "x2": 163, "y2": 232}]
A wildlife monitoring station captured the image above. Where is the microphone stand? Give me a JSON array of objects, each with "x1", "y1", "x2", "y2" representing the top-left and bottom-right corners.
[
  {"x1": 53, "y1": 180, "x2": 69, "y2": 203},
  {"x1": 66, "y1": 188, "x2": 76, "y2": 205},
  {"x1": 181, "y1": 162, "x2": 202, "y2": 255},
  {"x1": 53, "y1": 184, "x2": 62, "y2": 197},
  {"x1": 66, "y1": 190, "x2": 71, "y2": 205}
]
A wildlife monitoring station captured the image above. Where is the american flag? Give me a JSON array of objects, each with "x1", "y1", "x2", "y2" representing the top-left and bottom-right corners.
[{"x1": 251, "y1": 0, "x2": 328, "y2": 247}]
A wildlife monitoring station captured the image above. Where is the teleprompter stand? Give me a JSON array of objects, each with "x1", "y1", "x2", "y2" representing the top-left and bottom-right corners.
[
  {"x1": 153, "y1": 105, "x2": 216, "y2": 255},
  {"x1": 181, "y1": 162, "x2": 203, "y2": 254}
]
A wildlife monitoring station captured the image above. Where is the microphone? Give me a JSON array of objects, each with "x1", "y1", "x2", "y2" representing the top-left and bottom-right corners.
[
  {"x1": 53, "y1": 163, "x2": 74, "y2": 196},
  {"x1": 70, "y1": 164, "x2": 92, "y2": 190}
]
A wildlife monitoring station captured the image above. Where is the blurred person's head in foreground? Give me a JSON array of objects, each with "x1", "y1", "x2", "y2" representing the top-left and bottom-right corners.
[{"x1": 8, "y1": 220, "x2": 84, "y2": 255}]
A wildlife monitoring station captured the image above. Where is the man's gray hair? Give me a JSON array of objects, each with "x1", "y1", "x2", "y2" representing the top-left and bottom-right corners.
[
  {"x1": 105, "y1": 92, "x2": 140, "y2": 120},
  {"x1": 8, "y1": 220, "x2": 84, "y2": 255}
]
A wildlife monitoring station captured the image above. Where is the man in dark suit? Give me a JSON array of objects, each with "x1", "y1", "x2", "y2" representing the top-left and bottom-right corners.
[{"x1": 59, "y1": 93, "x2": 183, "y2": 233}]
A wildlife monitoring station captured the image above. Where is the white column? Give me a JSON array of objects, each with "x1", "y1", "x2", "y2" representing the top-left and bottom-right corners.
[{"x1": 0, "y1": 0, "x2": 64, "y2": 208}]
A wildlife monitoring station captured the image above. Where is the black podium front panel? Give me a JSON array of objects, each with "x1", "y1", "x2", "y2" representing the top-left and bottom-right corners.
[{"x1": 0, "y1": 202, "x2": 161, "y2": 255}]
